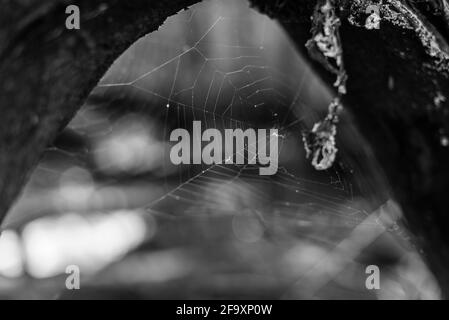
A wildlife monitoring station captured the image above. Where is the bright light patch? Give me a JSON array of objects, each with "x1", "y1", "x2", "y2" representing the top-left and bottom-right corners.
[
  {"x1": 22, "y1": 210, "x2": 148, "y2": 278},
  {"x1": 0, "y1": 230, "x2": 24, "y2": 278},
  {"x1": 93, "y1": 115, "x2": 166, "y2": 175}
]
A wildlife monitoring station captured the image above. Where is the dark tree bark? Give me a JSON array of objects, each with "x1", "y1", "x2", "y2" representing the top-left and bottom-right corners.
[
  {"x1": 0, "y1": 0, "x2": 199, "y2": 222},
  {"x1": 250, "y1": 0, "x2": 449, "y2": 297},
  {"x1": 2, "y1": 0, "x2": 449, "y2": 297}
]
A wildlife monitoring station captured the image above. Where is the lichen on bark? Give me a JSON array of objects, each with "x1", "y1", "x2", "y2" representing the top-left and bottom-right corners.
[
  {"x1": 2, "y1": 0, "x2": 449, "y2": 298},
  {"x1": 302, "y1": 98, "x2": 342, "y2": 170},
  {"x1": 347, "y1": 0, "x2": 449, "y2": 73},
  {"x1": 306, "y1": 0, "x2": 347, "y2": 94},
  {"x1": 303, "y1": 0, "x2": 347, "y2": 171}
]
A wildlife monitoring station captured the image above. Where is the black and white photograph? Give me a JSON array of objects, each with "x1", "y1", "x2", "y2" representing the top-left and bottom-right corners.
[{"x1": 1, "y1": 0, "x2": 449, "y2": 306}]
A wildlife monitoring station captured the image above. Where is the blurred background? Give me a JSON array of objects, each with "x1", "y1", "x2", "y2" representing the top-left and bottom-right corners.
[{"x1": 0, "y1": 0, "x2": 441, "y2": 299}]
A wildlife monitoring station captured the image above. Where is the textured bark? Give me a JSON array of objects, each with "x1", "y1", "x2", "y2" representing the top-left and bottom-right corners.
[
  {"x1": 250, "y1": 0, "x2": 449, "y2": 297},
  {"x1": 2, "y1": 0, "x2": 449, "y2": 297},
  {"x1": 0, "y1": 0, "x2": 199, "y2": 222}
]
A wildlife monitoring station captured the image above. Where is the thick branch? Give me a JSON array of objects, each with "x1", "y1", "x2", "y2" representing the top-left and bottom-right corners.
[
  {"x1": 2, "y1": 0, "x2": 449, "y2": 298},
  {"x1": 251, "y1": 0, "x2": 449, "y2": 297},
  {"x1": 0, "y1": 0, "x2": 200, "y2": 222}
]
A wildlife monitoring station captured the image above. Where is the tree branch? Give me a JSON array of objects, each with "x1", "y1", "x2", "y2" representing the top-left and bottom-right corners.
[
  {"x1": 0, "y1": 0, "x2": 200, "y2": 222},
  {"x1": 2, "y1": 0, "x2": 449, "y2": 297}
]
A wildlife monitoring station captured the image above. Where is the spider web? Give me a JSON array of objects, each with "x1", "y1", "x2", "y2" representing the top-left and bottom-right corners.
[
  {"x1": 31, "y1": 0, "x2": 399, "y2": 241},
  {"x1": 90, "y1": 0, "x2": 370, "y2": 222},
  {"x1": 18, "y1": 0, "x2": 417, "y2": 298}
]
